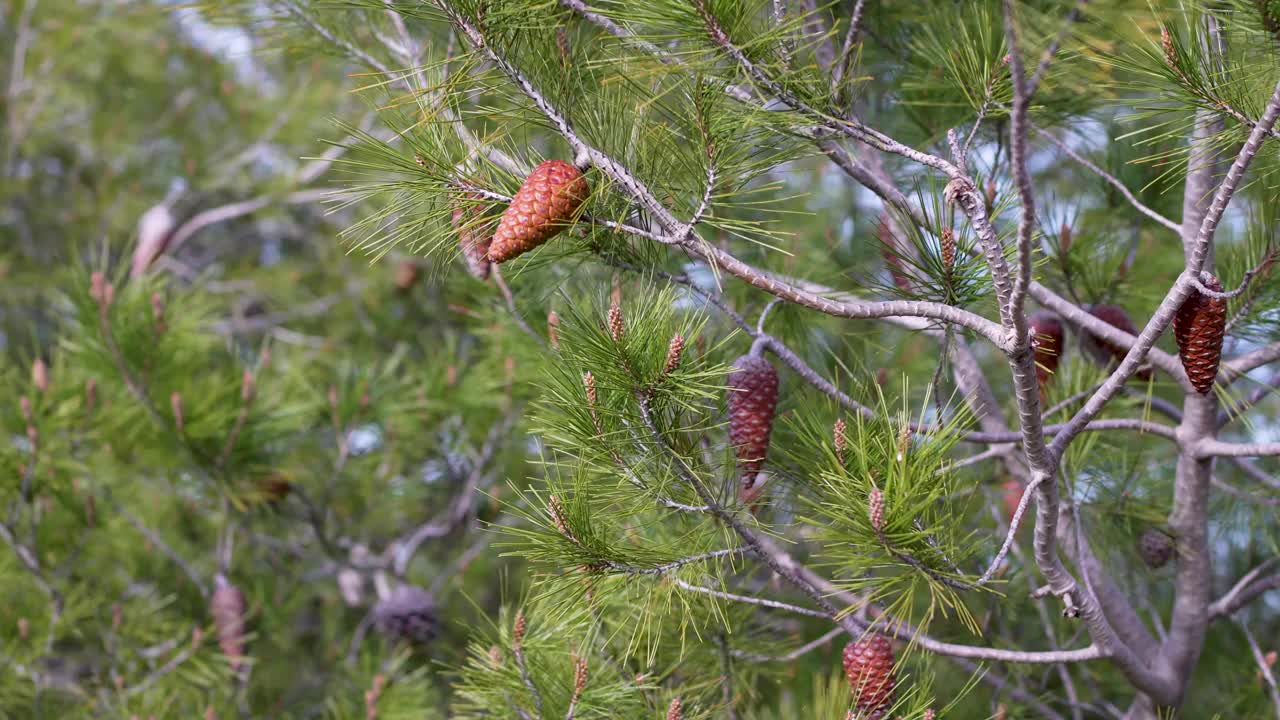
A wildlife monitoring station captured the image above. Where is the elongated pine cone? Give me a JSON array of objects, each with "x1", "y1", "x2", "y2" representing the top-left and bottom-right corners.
[
  {"x1": 1138, "y1": 527, "x2": 1175, "y2": 569},
  {"x1": 453, "y1": 196, "x2": 493, "y2": 280},
  {"x1": 1173, "y1": 274, "x2": 1226, "y2": 394},
  {"x1": 373, "y1": 585, "x2": 438, "y2": 645},
  {"x1": 1085, "y1": 304, "x2": 1152, "y2": 381},
  {"x1": 488, "y1": 160, "x2": 588, "y2": 263},
  {"x1": 1029, "y1": 312, "x2": 1064, "y2": 386},
  {"x1": 666, "y1": 697, "x2": 683, "y2": 720},
  {"x1": 727, "y1": 353, "x2": 779, "y2": 490},
  {"x1": 210, "y1": 574, "x2": 247, "y2": 671},
  {"x1": 1002, "y1": 480, "x2": 1026, "y2": 525},
  {"x1": 843, "y1": 635, "x2": 895, "y2": 719}
]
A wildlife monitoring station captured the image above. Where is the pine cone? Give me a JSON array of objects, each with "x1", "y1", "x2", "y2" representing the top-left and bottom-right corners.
[
  {"x1": 210, "y1": 575, "x2": 247, "y2": 671},
  {"x1": 1029, "y1": 312, "x2": 1064, "y2": 386},
  {"x1": 727, "y1": 353, "x2": 779, "y2": 489},
  {"x1": 394, "y1": 259, "x2": 422, "y2": 290},
  {"x1": 488, "y1": 160, "x2": 588, "y2": 263},
  {"x1": 1002, "y1": 480, "x2": 1025, "y2": 525},
  {"x1": 454, "y1": 195, "x2": 493, "y2": 280},
  {"x1": 373, "y1": 585, "x2": 438, "y2": 645},
  {"x1": 1173, "y1": 274, "x2": 1226, "y2": 394},
  {"x1": 1138, "y1": 527, "x2": 1175, "y2": 569},
  {"x1": 1085, "y1": 304, "x2": 1152, "y2": 381},
  {"x1": 877, "y1": 216, "x2": 911, "y2": 292},
  {"x1": 666, "y1": 698, "x2": 683, "y2": 720},
  {"x1": 843, "y1": 635, "x2": 895, "y2": 719}
]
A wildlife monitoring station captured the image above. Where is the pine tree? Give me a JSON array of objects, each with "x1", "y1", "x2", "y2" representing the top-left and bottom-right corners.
[{"x1": 6, "y1": 1, "x2": 1280, "y2": 719}]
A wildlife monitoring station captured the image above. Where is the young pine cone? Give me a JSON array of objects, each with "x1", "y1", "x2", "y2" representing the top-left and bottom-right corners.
[
  {"x1": 727, "y1": 352, "x2": 779, "y2": 491},
  {"x1": 1029, "y1": 312, "x2": 1064, "y2": 387},
  {"x1": 373, "y1": 585, "x2": 439, "y2": 645},
  {"x1": 843, "y1": 635, "x2": 896, "y2": 720},
  {"x1": 453, "y1": 195, "x2": 493, "y2": 280},
  {"x1": 1084, "y1": 304, "x2": 1152, "y2": 381},
  {"x1": 210, "y1": 574, "x2": 248, "y2": 671},
  {"x1": 1173, "y1": 273, "x2": 1226, "y2": 394},
  {"x1": 1138, "y1": 527, "x2": 1175, "y2": 569},
  {"x1": 488, "y1": 160, "x2": 588, "y2": 263}
]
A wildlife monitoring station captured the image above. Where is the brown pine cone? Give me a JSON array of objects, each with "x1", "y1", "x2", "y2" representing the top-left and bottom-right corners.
[
  {"x1": 1029, "y1": 312, "x2": 1064, "y2": 387},
  {"x1": 1085, "y1": 304, "x2": 1152, "y2": 381},
  {"x1": 1002, "y1": 480, "x2": 1025, "y2": 525},
  {"x1": 210, "y1": 574, "x2": 247, "y2": 671},
  {"x1": 488, "y1": 160, "x2": 588, "y2": 263},
  {"x1": 843, "y1": 635, "x2": 896, "y2": 719},
  {"x1": 1173, "y1": 274, "x2": 1226, "y2": 394},
  {"x1": 453, "y1": 195, "x2": 493, "y2": 280},
  {"x1": 373, "y1": 585, "x2": 438, "y2": 645},
  {"x1": 877, "y1": 216, "x2": 911, "y2": 292},
  {"x1": 727, "y1": 353, "x2": 779, "y2": 490},
  {"x1": 394, "y1": 259, "x2": 422, "y2": 290},
  {"x1": 1138, "y1": 527, "x2": 1175, "y2": 569}
]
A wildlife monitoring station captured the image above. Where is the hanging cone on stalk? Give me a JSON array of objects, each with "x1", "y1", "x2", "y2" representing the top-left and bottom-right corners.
[
  {"x1": 488, "y1": 160, "x2": 589, "y2": 264},
  {"x1": 727, "y1": 349, "x2": 778, "y2": 495},
  {"x1": 843, "y1": 635, "x2": 896, "y2": 720},
  {"x1": 1173, "y1": 273, "x2": 1226, "y2": 394}
]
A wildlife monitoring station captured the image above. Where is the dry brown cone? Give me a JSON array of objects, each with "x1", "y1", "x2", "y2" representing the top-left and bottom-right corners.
[
  {"x1": 488, "y1": 160, "x2": 589, "y2": 263},
  {"x1": 453, "y1": 194, "x2": 493, "y2": 280},
  {"x1": 210, "y1": 574, "x2": 248, "y2": 672},
  {"x1": 1173, "y1": 273, "x2": 1227, "y2": 394}
]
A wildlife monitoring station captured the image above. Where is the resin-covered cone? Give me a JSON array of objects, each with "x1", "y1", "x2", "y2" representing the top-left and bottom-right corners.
[
  {"x1": 727, "y1": 353, "x2": 778, "y2": 489},
  {"x1": 488, "y1": 160, "x2": 588, "y2": 263},
  {"x1": 1138, "y1": 527, "x2": 1175, "y2": 569},
  {"x1": 453, "y1": 195, "x2": 493, "y2": 280},
  {"x1": 373, "y1": 585, "x2": 438, "y2": 645},
  {"x1": 210, "y1": 575, "x2": 248, "y2": 671},
  {"x1": 843, "y1": 635, "x2": 895, "y2": 719},
  {"x1": 1029, "y1": 311, "x2": 1064, "y2": 386},
  {"x1": 1085, "y1": 304, "x2": 1152, "y2": 381},
  {"x1": 1173, "y1": 274, "x2": 1226, "y2": 394}
]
